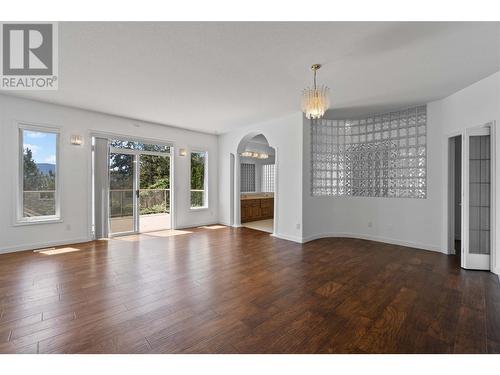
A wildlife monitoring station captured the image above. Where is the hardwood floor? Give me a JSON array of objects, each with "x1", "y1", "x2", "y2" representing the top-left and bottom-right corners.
[{"x1": 0, "y1": 226, "x2": 499, "y2": 354}]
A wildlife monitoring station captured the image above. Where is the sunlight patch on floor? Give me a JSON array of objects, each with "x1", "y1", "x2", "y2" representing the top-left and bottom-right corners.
[
  {"x1": 199, "y1": 225, "x2": 226, "y2": 230},
  {"x1": 35, "y1": 247, "x2": 81, "y2": 255},
  {"x1": 242, "y1": 219, "x2": 273, "y2": 233},
  {"x1": 113, "y1": 229, "x2": 193, "y2": 241},
  {"x1": 145, "y1": 229, "x2": 193, "y2": 237}
]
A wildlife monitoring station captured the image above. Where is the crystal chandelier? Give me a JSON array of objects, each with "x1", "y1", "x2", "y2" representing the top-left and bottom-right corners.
[
  {"x1": 240, "y1": 151, "x2": 269, "y2": 159},
  {"x1": 301, "y1": 64, "x2": 329, "y2": 119}
]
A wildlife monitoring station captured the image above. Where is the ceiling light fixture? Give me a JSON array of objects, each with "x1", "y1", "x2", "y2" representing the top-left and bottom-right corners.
[
  {"x1": 240, "y1": 151, "x2": 269, "y2": 159},
  {"x1": 301, "y1": 64, "x2": 329, "y2": 119}
]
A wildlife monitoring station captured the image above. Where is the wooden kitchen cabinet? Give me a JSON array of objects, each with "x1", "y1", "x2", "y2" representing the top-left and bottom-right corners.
[{"x1": 241, "y1": 198, "x2": 274, "y2": 223}]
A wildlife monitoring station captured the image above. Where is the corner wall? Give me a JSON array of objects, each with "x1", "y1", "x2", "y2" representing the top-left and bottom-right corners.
[
  {"x1": 302, "y1": 102, "x2": 443, "y2": 252},
  {"x1": 301, "y1": 71, "x2": 500, "y2": 275},
  {"x1": 0, "y1": 94, "x2": 219, "y2": 253}
]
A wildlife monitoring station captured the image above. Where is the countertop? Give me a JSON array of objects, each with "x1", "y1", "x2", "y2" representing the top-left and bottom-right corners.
[{"x1": 240, "y1": 194, "x2": 274, "y2": 201}]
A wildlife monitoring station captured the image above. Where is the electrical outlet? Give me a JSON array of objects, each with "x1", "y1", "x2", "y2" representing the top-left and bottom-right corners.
[
  {"x1": 296, "y1": 223, "x2": 301, "y2": 230},
  {"x1": 368, "y1": 221, "x2": 373, "y2": 228}
]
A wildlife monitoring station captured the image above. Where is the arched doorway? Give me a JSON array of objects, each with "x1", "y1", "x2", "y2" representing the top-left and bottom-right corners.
[{"x1": 232, "y1": 133, "x2": 277, "y2": 235}]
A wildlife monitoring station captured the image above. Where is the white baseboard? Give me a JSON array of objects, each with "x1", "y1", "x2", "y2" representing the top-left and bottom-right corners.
[
  {"x1": 271, "y1": 232, "x2": 303, "y2": 243},
  {"x1": 301, "y1": 232, "x2": 443, "y2": 253},
  {"x1": 493, "y1": 266, "x2": 500, "y2": 278},
  {"x1": 0, "y1": 236, "x2": 93, "y2": 255}
]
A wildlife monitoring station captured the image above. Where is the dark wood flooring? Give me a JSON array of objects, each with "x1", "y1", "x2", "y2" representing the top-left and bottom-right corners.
[{"x1": 0, "y1": 226, "x2": 499, "y2": 354}]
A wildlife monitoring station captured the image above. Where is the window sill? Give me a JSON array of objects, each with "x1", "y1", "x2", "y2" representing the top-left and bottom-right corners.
[{"x1": 14, "y1": 217, "x2": 63, "y2": 226}]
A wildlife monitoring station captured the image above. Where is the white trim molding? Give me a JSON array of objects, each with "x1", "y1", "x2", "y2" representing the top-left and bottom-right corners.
[
  {"x1": 271, "y1": 232, "x2": 303, "y2": 243},
  {"x1": 0, "y1": 236, "x2": 92, "y2": 255},
  {"x1": 174, "y1": 221, "x2": 220, "y2": 230},
  {"x1": 301, "y1": 232, "x2": 443, "y2": 253}
]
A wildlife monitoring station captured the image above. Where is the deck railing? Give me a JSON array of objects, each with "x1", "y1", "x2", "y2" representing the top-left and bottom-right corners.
[
  {"x1": 23, "y1": 190, "x2": 56, "y2": 216},
  {"x1": 24, "y1": 188, "x2": 205, "y2": 218},
  {"x1": 109, "y1": 189, "x2": 172, "y2": 217}
]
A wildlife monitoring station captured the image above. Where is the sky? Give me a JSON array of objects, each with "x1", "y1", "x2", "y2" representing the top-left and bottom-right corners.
[{"x1": 23, "y1": 130, "x2": 57, "y2": 164}]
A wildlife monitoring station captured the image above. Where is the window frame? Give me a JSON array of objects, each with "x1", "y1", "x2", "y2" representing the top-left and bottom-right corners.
[
  {"x1": 189, "y1": 150, "x2": 208, "y2": 210},
  {"x1": 16, "y1": 123, "x2": 61, "y2": 225}
]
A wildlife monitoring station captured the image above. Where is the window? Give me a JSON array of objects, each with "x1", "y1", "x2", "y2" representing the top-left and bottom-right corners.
[
  {"x1": 18, "y1": 126, "x2": 60, "y2": 222},
  {"x1": 311, "y1": 105, "x2": 427, "y2": 198},
  {"x1": 190, "y1": 151, "x2": 207, "y2": 208},
  {"x1": 262, "y1": 164, "x2": 275, "y2": 193},
  {"x1": 240, "y1": 163, "x2": 256, "y2": 192}
]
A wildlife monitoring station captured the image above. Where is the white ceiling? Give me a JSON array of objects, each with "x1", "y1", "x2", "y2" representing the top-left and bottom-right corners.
[{"x1": 6, "y1": 22, "x2": 500, "y2": 134}]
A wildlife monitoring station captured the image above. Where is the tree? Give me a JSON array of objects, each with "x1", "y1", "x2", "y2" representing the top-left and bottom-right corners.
[
  {"x1": 139, "y1": 155, "x2": 170, "y2": 189},
  {"x1": 190, "y1": 153, "x2": 205, "y2": 190},
  {"x1": 22, "y1": 147, "x2": 56, "y2": 216},
  {"x1": 23, "y1": 148, "x2": 41, "y2": 190},
  {"x1": 109, "y1": 153, "x2": 134, "y2": 189},
  {"x1": 190, "y1": 152, "x2": 205, "y2": 207}
]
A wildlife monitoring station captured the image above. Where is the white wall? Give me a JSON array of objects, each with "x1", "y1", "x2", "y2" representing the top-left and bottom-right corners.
[
  {"x1": 302, "y1": 71, "x2": 500, "y2": 275},
  {"x1": 302, "y1": 101, "x2": 443, "y2": 252},
  {"x1": 438, "y1": 72, "x2": 500, "y2": 274},
  {"x1": 0, "y1": 94, "x2": 219, "y2": 253},
  {"x1": 218, "y1": 113, "x2": 303, "y2": 242}
]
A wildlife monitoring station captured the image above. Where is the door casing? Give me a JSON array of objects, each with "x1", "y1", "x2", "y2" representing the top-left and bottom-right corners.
[{"x1": 446, "y1": 122, "x2": 496, "y2": 271}]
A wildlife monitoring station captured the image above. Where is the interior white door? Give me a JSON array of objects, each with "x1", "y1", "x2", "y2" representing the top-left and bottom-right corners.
[{"x1": 462, "y1": 126, "x2": 491, "y2": 270}]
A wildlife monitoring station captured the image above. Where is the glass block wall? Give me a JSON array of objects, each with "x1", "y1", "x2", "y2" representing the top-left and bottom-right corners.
[
  {"x1": 261, "y1": 164, "x2": 275, "y2": 193},
  {"x1": 311, "y1": 105, "x2": 427, "y2": 198},
  {"x1": 240, "y1": 163, "x2": 256, "y2": 192}
]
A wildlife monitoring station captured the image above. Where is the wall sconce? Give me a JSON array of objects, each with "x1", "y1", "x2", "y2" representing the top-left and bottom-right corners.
[
  {"x1": 179, "y1": 148, "x2": 187, "y2": 157},
  {"x1": 70, "y1": 135, "x2": 83, "y2": 146}
]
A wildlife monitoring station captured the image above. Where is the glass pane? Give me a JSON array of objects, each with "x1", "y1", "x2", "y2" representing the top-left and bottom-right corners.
[
  {"x1": 469, "y1": 135, "x2": 490, "y2": 254},
  {"x1": 109, "y1": 153, "x2": 134, "y2": 234},
  {"x1": 310, "y1": 105, "x2": 426, "y2": 198},
  {"x1": 190, "y1": 152, "x2": 206, "y2": 207},
  {"x1": 139, "y1": 154, "x2": 171, "y2": 232},
  {"x1": 262, "y1": 164, "x2": 275, "y2": 192},
  {"x1": 22, "y1": 130, "x2": 57, "y2": 217},
  {"x1": 240, "y1": 163, "x2": 256, "y2": 192}
]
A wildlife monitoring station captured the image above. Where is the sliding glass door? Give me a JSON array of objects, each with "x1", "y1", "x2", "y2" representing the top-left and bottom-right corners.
[
  {"x1": 109, "y1": 152, "x2": 136, "y2": 235},
  {"x1": 139, "y1": 154, "x2": 171, "y2": 232},
  {"x1": 108, "y1": 141, "x2": 172, "y2": 236}
]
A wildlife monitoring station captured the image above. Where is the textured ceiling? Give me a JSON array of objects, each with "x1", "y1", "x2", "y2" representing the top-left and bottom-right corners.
[{"x1": 5, "y1": 22, "x2": 500, "y2": 134}]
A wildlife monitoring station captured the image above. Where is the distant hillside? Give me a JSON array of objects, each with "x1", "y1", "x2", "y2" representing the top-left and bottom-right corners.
[{"x1": 36, "y1": 163, "x2": 56, "y2": 175}]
